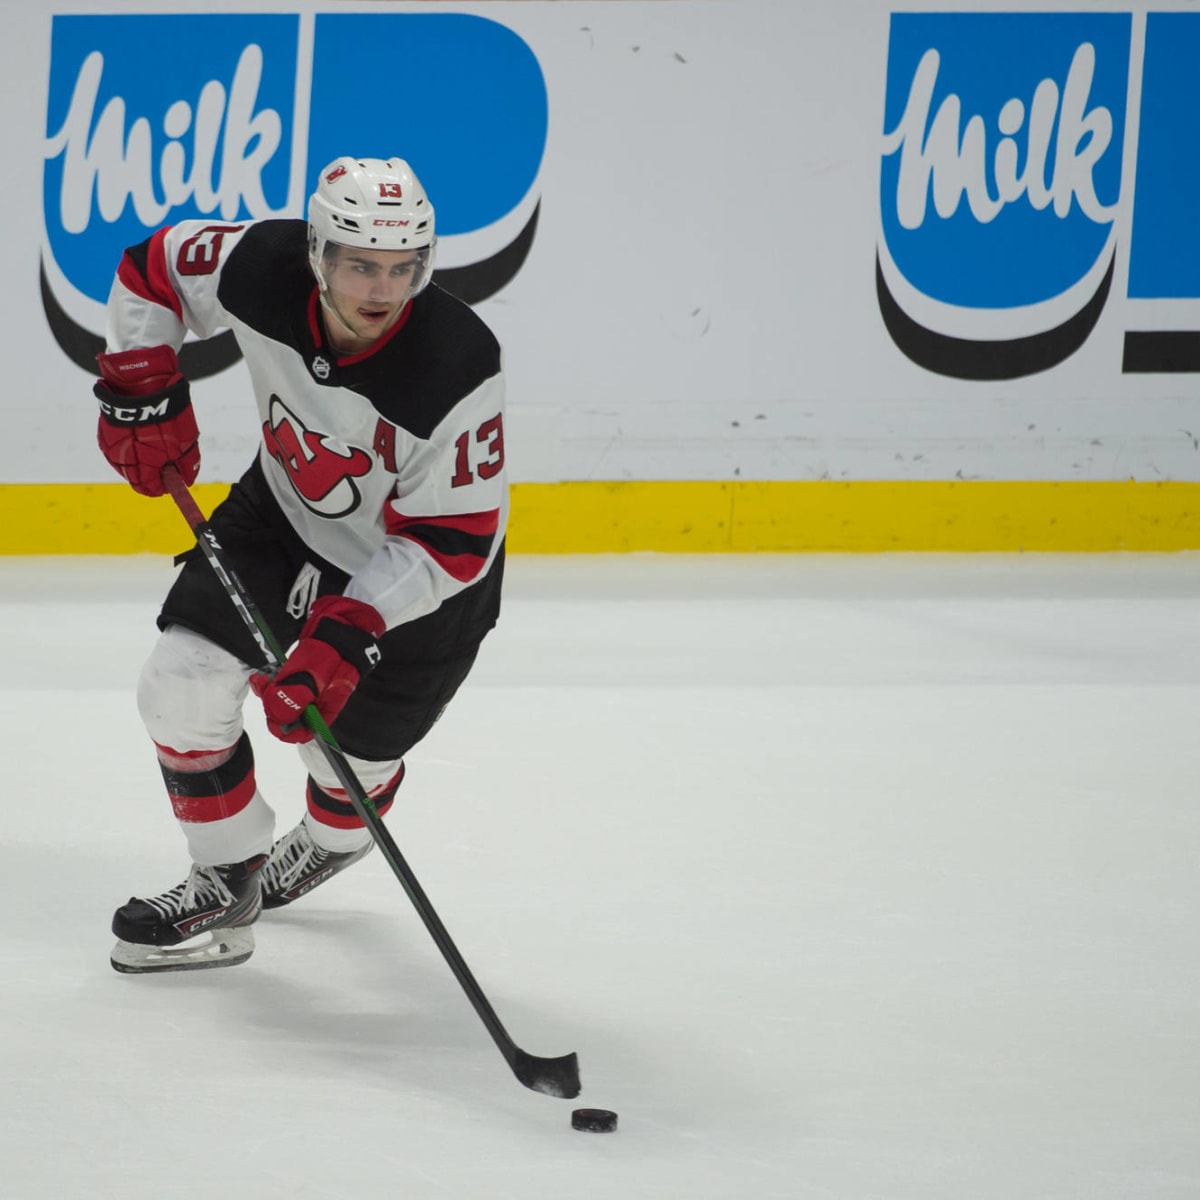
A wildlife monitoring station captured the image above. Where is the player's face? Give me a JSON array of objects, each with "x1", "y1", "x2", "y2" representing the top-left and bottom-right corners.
[{"x1": 322, "y1": 246, "x2": 422, "y2": 348}]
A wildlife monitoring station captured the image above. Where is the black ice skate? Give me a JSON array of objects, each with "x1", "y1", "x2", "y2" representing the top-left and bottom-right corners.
[
  {"x1": 260, "y1": 819, "x2": 373, "y2": 908},
  {"x1": 110, "y1": 855, "x2": 265, "y2": 974}
]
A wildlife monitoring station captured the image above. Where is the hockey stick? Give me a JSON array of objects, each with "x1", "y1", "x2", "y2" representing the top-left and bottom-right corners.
[{"x1": 160, "y1": 466, "x2": 581, "y2": 1100}]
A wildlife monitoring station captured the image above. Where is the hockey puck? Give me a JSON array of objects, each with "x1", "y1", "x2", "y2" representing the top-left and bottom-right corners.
[{"x1": 571, "y1": 1108, "x2": 618, "y2": 1133}]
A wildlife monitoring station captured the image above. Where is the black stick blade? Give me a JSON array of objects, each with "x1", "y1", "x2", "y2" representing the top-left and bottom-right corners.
[{"x1": 512, "y1": 1049, "x2": 581, "y2": 1098}]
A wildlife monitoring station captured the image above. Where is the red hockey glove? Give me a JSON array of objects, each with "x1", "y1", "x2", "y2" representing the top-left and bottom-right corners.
[
  {"x1": 94, "y1": 345, "x2": 199, "y2": 497},
  {"x1": 250, "y1": 595, "x2": 385, "y2": 743}
]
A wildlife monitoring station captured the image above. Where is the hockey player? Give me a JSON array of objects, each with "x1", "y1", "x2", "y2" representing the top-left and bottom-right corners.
[{"x1": 94, "y1": 157, "x2": 508, "y2": 972}]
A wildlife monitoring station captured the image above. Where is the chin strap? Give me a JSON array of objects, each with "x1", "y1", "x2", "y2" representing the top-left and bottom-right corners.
[{"x1": 317, "y1": 289, "x2": 366, "y2": 344}]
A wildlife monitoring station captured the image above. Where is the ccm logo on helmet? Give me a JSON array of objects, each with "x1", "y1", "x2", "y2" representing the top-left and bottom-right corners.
[{"x1": 373, "y1": 218, "x2": 411, "y2": 227}]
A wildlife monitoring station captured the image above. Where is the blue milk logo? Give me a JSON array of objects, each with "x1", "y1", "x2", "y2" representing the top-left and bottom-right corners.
[
  {"x1": 877, "y1": 14, "x2": 1131, "y2": 380},
  {"x1": 42, "y1": 12, "x2": 548, "y2": 376},
  {"x1": 42, "y1": 15, "x2": 299, "y2": 377}
]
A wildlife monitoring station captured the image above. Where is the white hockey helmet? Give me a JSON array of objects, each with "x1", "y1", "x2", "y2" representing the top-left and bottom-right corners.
[{"x1": 307, "y1": 156, "x2": 437, "y2": 295}]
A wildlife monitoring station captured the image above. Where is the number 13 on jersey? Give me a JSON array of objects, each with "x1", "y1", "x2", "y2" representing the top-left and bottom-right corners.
[{"x1": 451, "y1": 414, "x2": 505, "y2": 487}]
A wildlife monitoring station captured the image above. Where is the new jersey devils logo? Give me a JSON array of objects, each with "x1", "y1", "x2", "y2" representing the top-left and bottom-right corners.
[{"x1": 262, "y1": 395, "x2": 372, "y2": 518}]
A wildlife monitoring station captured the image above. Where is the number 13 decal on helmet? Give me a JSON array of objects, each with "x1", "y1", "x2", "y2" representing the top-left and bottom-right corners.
[{"x1": 451, "y1": 414, "x2": 505, "y2": 487}]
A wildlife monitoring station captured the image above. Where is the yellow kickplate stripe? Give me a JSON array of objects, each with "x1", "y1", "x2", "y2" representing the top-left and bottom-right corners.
[
  {"x1": 3, "y1": 480, "x2": 1200, "y2": 554},
  {"x1": 509, "y1": 480, "x2": 1200, "y2": 552},
  {"x1": 0, "y1": 483, "x2": 234, "y2": 555}
]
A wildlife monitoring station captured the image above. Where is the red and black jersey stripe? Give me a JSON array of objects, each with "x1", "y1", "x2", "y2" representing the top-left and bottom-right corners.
[{"x1": 384, "y1": 508, "x2": 500, "y2": 583}]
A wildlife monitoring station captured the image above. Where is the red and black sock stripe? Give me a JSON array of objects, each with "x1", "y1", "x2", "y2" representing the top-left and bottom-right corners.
[
  {"x1": 159, "y1": 732, "x2": 257, "y2": 824},
  {"x1": 306, "y1": 762, "x2": 405, "y2": 830}
]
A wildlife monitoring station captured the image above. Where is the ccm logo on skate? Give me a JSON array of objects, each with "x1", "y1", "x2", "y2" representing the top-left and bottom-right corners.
[
  {"x1": 175, "y1": 909, "x2": 229, "y2": 936},
  {"x1": 289, "y1": 868, "x2": 335, "y2": 900}
]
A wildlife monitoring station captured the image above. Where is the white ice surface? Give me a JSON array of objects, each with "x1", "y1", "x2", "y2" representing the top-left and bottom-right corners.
[{"x1": 0, "y1": 553, "x2": 1197, "y2": 1200}]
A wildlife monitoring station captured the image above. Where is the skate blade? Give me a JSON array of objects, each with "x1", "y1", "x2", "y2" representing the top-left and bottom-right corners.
[{"x1": 110, "y1": 925, "x2": 255, "y2": 974}]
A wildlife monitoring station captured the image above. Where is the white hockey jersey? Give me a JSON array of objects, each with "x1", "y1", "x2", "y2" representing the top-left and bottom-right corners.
[{"x1": 103, "y1": 219, "x2": 508, "y2": 631}]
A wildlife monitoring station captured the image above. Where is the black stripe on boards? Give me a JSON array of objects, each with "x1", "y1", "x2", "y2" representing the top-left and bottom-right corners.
[{"x1": 1122, "y1": 330, "x2": 1200, "y2": 373}]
